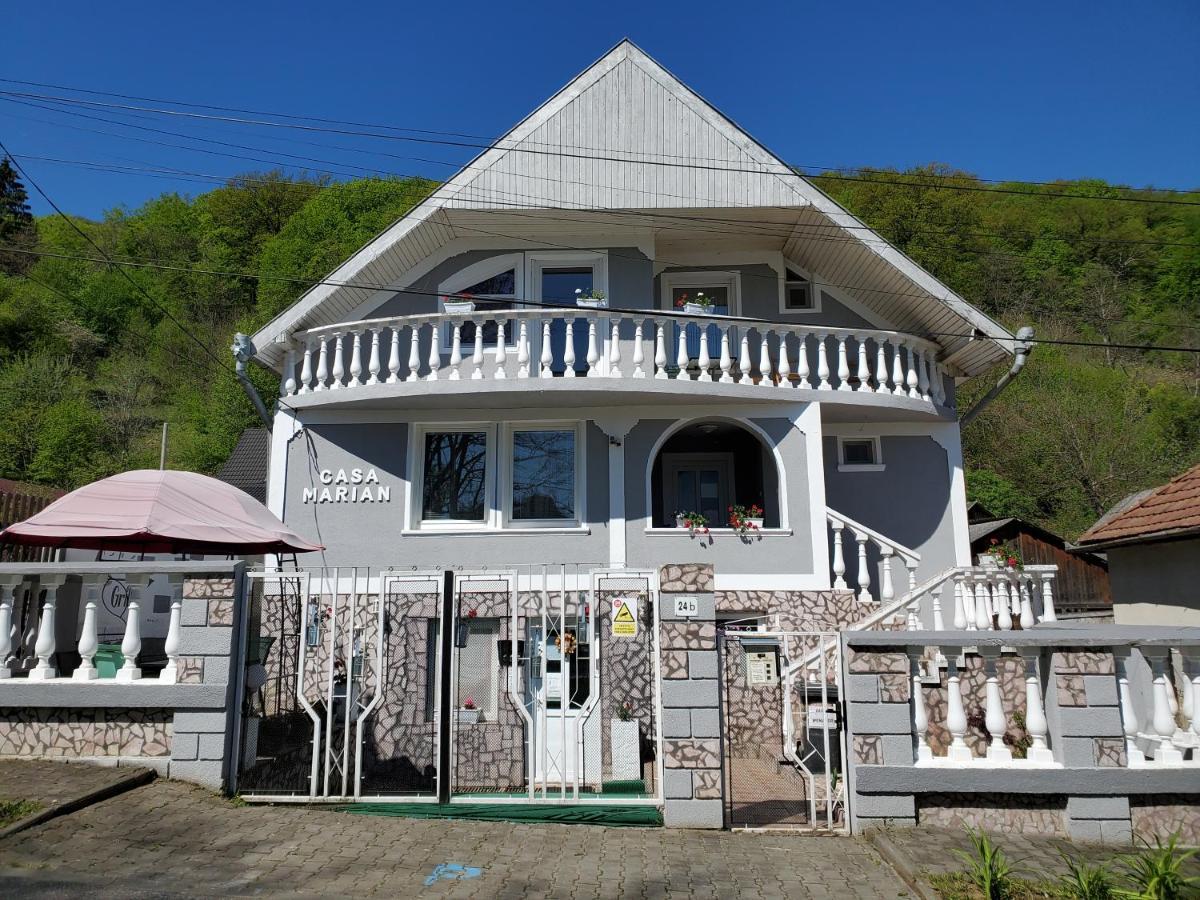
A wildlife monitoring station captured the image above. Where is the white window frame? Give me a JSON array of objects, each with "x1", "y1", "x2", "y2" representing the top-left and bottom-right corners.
[
  {"x1": 410, "y1": 423, "x2": 497, "y2": 530},
  {"x1": 501, "y1": 421, "x2": 585, "y2": 528},
  {"x1": 527, "y1": 250, "x2": 609, "y2": 306},
  {"x1": 436, "y1": 253, "x2": 524, "y2": 353},
  {"x1": 837, "y1": 436, "x2": 885, "y2": 472},
  {"x1": 777, "y1": 259, "x2": 822, "y2": 316},
  {"x1": 659, "y1": 270, "x2": 742, "y2": 316}
]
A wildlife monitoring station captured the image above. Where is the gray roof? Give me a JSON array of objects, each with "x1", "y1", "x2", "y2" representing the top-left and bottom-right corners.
[
  {"x1": 969, "y1": 518, "x2": 1015, "y2": 545},
  {"x1": 216, "y1": 428, "x2": 270, "y2": 504}
]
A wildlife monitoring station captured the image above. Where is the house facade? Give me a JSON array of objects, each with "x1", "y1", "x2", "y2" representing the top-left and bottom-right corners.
[{"x1": 239, "y1": 41, "x2": 1023, "y2": 826}]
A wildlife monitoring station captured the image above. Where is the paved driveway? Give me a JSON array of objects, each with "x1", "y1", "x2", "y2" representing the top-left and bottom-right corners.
[{"x1": 0, "y1": 781, "x2": 909, "y2": 898}]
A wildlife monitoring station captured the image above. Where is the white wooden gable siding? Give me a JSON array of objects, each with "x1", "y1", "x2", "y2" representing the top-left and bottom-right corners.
[{"x1": 250, "y1": 40, "x2": 1012, "y2": 376}]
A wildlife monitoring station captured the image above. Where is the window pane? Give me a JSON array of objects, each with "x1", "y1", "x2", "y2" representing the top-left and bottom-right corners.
[
  {"x1": 842, "y1": 440, "x2": 876, "y2": 465},
  {"x1": 512, "y1": 430, "x2": 575, "y2": 520},
  {"x1": 462, "y1": 269, "x2": 515, "y2": 297},
  {"x1": 541, "y1": 267, "x2": 592, "y2": 302},
  {"x1": 423, "y1": 431, "x2": 488, "y2": 520}
]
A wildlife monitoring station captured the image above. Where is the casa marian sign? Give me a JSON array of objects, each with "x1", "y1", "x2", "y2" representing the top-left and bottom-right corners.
[{"x1": 302, "y1": 468, "x2": 392, "y2": 504}]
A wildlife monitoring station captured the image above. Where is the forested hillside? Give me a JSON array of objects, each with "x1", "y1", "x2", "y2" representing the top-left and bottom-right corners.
[{"x1": 0, "y1": 162, "x2": 1196, "y2": 539}]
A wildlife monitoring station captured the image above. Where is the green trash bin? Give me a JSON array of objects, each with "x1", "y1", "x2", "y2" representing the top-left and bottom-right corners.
[{"x1": 94, "y1": 643, "x2": 124, "y2": 679}]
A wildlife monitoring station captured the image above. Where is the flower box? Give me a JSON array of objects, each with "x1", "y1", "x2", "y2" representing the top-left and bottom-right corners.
[
  {"x1": 443, "y1": 300, "x2": 476, "y2": 315},
  {"x1": 456, "y1": 708, "x2": 480, "y2": 725},
  {"x1": 575, "y1": 297, "x2": 608, "y2": 309},
  {"x1": 745, "y1": 517, "x2": 764, "y2": 530},
  {"x1": 675, "y1": 514, "x2": 689, "y2": 529},
  {"x1": 682, "y1": 302, "x2": 711, "y2": 315}
]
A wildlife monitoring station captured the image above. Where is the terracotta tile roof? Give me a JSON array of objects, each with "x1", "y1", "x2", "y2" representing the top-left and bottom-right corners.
[{"x1": 1078, "y1": 463, "x2": 1200, "y2": 546}]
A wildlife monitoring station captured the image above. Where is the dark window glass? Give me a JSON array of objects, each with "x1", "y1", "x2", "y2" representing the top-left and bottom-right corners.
[
  {"x1": 541, "y1": 267, "x2": 593, "y2": 302},
  {"x1": 785, "y1": 282, "x2": 812, "y2": 309},
  {"x1": 512, "y1": 430, "x2": 575, "y2": 520},
  {"x1": 422, "y1": 431, "x2": 488, "y2": 521},
  {"x1": 463, "y1": 269, "x2": 515, "y2": 297},
  {"x1": 842, "y1": 439, "x2": 876, "y2": 466}
]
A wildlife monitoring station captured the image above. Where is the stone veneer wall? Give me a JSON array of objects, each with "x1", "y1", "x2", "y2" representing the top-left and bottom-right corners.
[
  {"x1": 0, "y1": 566, "x2": 245, "y2": 791},
  {"x1": 660, "y1": 563, "x2": 723, "y2": 829}
]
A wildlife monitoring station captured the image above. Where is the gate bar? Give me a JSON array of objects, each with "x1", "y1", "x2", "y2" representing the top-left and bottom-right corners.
[{"x1": 437, "y1": 569, "x2": 454, "y2": 805}]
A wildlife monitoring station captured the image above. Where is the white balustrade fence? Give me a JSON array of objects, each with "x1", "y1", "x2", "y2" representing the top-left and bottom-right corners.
[
  {"x1": 282, "y1": 309, "x2": 950, "y2": 405},
  {"x1": 825, "y1": 510, "x2": 921, "y2": 609},
  {"x1": 1117, "y1": 645, "x2": 1200, "y2": 768},
  {"x1": 0, "y1": 573, "x2": 184, "y2": 684}
]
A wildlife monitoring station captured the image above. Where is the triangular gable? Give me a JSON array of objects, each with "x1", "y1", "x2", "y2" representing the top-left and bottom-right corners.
[{"x1": 251, "y1": 40, "x2": 1013, "y2": 375}]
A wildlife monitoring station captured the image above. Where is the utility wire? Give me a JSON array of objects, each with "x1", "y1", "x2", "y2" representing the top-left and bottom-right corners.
[
  {"x1": 5, "y1": 245, "x2": 1197, "y2": 354},
  {"x1": 3, "y1": 83, "x2": 1198, "y2": 203}
]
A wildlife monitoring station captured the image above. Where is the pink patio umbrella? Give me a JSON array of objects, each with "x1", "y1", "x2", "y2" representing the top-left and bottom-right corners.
[{"x1": 0, "y1": 469, "x2": 323, "y2": 555}]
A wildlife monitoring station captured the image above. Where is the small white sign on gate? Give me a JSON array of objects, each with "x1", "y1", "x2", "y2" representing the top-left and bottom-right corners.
[{"x1": 673, "y1": 596, "x2": 698, "y2": 618}]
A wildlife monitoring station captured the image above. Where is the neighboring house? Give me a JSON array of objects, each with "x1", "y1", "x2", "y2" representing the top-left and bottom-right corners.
[
  {"x1": 0, "y1": 478, "x2": 64, "y2": 562},
  {"x1": 240, "y1": 41, "x2": 1035, "y2": 821},
  {"x1": 967, "y1": 502, "x2": 1110, "y2": 614},
  {"x1": 217, "y1": 427, "x2": 270, "y2": 505},
  {"x1": 1076, "y1": 463, "x2": 1200, "y2": 626}
]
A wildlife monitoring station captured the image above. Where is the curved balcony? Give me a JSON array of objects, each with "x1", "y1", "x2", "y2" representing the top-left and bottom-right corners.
[{"x1": 279, "y1": 308, "x2": 953, "y2": 415}]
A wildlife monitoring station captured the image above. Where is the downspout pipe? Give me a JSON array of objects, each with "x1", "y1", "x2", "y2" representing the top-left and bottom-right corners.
[
  {"x1": 231, "y1": 332, "x2": 274, "y2": 431},
  {"x1": 959, "y1": 325, "x2": 1035, "y2": 428}
]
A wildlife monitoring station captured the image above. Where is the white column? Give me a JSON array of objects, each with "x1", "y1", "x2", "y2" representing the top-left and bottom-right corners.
[
  {"x1": 880, "y1": 547, "x2": 895, "y2": 606},
  {"x1": 953, "y1": 571, "x2": 968, "y2": 630},
  {"x1": 426, "y1": 325, "x2": 441, "y2": 381},
  {"x1": 28, "y1": 577, "x2": 64, "y2": 681},
  {"x1": 517, "y1": 320, "x2": 530, "y2": 379},
  {"x1": 608, "y1": 317, "x2": 623, "y2": 378},
  {"x1": 943, "y1": 651, "x2": 973, "y2": 762},
  {"x1": 981, "y1": 649, "x2": 1012, "y2": 762},
  {"x1": 116, "y1": 577, "x2": 148, "y2": 683},
  {"x1": 758, "y1": 330, "x2": 773, "y2": 387},
  {"x1": 471, "y1": 321, "x2": 485, "y2": 380},
  {"x1": 835, "y1": 335, "x2": 851, "y2": 391},
  {"x1": 995, "y1": 574, "x2": 1013, "y2": 631},
  {"x1": 855, "y1": 335, "x2": 870, "y2": 392},
  {"x1": 653, "y1": 321, "x2": 667, "y2": 380},
  {"x1": 406, "y1": 324, "x2": 421, "y2": 382},
  {"x1": 918, "y1": 350, "x2": 932, "y2": 401},
  {"x1": 330, "y1": 332, "x2": 345, "y2": 388},
  {"x1": 816, "y1": 334, "x2": 831, "y2": 390},
  {"x1": 493, "y1": 319, "x2": 507, "y2": 379},
  {"x1": 0, "y1": 580, "x2": 16, "y2": 678},
  {"x1": 830, "y1": 519, "x2": 847, "y2": 589},
  {"x1": 737, "y1": 333, "x2": 751, "y2": 385},
  {"x1": 596, "y1": 417, "x2": 638, "y2": 569},
  {"x1": 905, "y1": 344, "x2": 920, "y2": 398},
  {"x1": 298, "y1": 340, "x2": 313, "y2": 394},
  {"x1": 348, "y1": 330, "x2": 363, "y2": 386},
  {"x1": 1116, "y1": 647, "x2": 1147, "y2": 766},
  {"x1": 1018, "y1": 574, "x2": 1035, "y2": 629},
  {"x1": 160, "y1": 578, "x2": 184, "y2": 684},
  {"x1": 282, "y1": 344, "x2": 297, "y2": 397},
  {"x1": 932, "y1": 584, "x2": 946, "y2": 631},
  {"x1": 1037, "y1": 570, "x2": 1058, "y2": 623},
  {"x1": 854, "y1": 532, "x2": 871, "y2": 603},
  {"x1": 874, "y1": 340, "x2": 889, "y2": 394},
  {"x1": 778, "y1": 332, "x2": 793, "y2": 386},
  {"x1": 718, "y1": 329, "x2": 733, "y2": 383},
  {"x1": 697, "y1": 325, "x2": 711, "y2": 381},
  {"x1": 909, "y1": 650, "x2": 932, "y2": 763},
  {"x1": 539, "y1": 318, "x2": 553, "y2": 379},
  {"x1": 632, "y1": 321, "x2": 646, "y2": 379},
  {"x1": 891, "y1": 341, "x2": 906, "y2": 397},
  {"x1": 74, "y1": 580, "x2": 100, "y2": 681},
  {"x1": 1145, "y1": 647, "x2": 1183, "y2": 764},
  {"x1": 366, "y1": 328, "x2": 381, "y2": 385},
  {"x1": 974, "y1": 574, "x2": 992, "y2": 631},
  {"x1": 314, "y1": 336, "x2": 329, "y2": 391},
  {"x1": 452, "y1": 321, "x2": 466, "y2": 381},
  {"x1": 674, "y1": 321, "x2": 689, "y2": 378},
  {"x1": 1018, "y1": 647, "x2": 1054, "y2": 764}
]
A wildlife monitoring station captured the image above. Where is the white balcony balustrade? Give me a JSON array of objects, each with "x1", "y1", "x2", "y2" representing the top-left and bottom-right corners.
[
  {"x1": 282, "y1": 309, "x2": 951, "y2": 409},
  {"x1": 0, "y1": 573, "x2": 184, "y2": 685}
]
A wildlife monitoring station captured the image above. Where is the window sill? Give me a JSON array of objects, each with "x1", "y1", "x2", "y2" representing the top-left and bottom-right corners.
[
  {"x1": 643, "y1": 527, "x2": 793, "y2": 537},
  {"x1": 837, "y1": 464, "x2": 886, "y2": 473},
  {"x1": 402, "y1": 526, "x2": 591, "y2": 536}
]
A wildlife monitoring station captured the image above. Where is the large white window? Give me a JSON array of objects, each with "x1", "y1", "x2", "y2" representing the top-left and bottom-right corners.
[{"x1": 412, "y1": 422, "x2": 584, "y2": 531}]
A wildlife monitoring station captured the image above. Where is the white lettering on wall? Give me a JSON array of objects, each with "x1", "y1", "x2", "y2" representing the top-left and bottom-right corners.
[{"x1": 305, "y1": 468, "x2": 392, "y2": 504}]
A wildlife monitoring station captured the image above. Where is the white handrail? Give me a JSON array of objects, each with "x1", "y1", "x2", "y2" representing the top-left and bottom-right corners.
[{"x1": 824, "y1": 509, "x2": 921, "y2": 564}]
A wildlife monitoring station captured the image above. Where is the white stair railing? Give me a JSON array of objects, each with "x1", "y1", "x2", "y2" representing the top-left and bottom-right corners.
[{"x1": 824, "y1": 509, "x2": 920, "y2": 606}]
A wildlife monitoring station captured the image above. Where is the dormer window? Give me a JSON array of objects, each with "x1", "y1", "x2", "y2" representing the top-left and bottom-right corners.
[{"x1": 782, "y1": 268, "x2": 816, "y2": 312}]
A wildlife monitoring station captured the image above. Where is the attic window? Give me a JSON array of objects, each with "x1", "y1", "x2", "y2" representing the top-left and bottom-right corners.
[
  {"x1": 838, "y1": 437, "x2": 884, "y2": 472},
  {"x1": 462, "y1": 269, "x2": 516, "y2": 298},
  {"x1": 782, "y1": 269, "x2": 817, "y2": 313}
]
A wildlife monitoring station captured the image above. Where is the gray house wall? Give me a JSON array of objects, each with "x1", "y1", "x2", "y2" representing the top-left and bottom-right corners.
[
  {"x1": 822, "y1": 435, "x2": 959, "y2": 586},
  {"x1": 1107, "y1": 539, "x2": 1200, "y2": 626}
]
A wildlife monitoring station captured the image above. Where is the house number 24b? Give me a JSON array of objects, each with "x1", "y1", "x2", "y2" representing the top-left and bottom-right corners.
[{"x1": 674, "y1": 597, "x2": 698, "y2": 617}]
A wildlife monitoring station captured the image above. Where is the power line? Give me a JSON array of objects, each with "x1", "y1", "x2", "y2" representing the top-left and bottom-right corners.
[
  {"x1": 3, "y1": 80, "x2": 1197, "y2": 200},
  {"x1": 5, "y1": 89, "x2": 1199, "y2": 208},
  {"x1": 5, "y1": 244, "x2": 1198, "y2": 354}
]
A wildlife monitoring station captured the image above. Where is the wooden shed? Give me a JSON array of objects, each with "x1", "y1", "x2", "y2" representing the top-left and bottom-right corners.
[{"x1": 0, "y1": 478, "x2": 65, "y2": 562}]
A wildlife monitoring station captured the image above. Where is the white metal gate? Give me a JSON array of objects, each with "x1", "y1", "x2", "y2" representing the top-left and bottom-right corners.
[{"x1": 719, "y1": 628, "x2": 846, "y2": 831}]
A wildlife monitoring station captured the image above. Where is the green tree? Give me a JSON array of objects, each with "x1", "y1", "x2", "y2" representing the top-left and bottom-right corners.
[{"x1": 0, "y1": 157, "x2": 36, "y2": 276}]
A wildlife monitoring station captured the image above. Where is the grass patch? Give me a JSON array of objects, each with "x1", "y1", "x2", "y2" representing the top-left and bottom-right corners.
[
  {"x1": 928, "y1": 871, "x2": 1063, "y2": 899},
  {"x1": 0, "y1": 799, "x2": 43, "y2": 828}
]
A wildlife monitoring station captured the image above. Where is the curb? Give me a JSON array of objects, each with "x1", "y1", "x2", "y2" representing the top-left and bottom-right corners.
[
  {"x1": 865, "y1": 829, "x2": 936, "y2": 900},
  {"x1": 0, "y1": 766, "x2": 156, "y2": 841}
]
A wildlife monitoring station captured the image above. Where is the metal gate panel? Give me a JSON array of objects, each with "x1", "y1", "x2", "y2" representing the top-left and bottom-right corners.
[{"x1": 719, "y1": 628, "x2": 846, "y2": 831}]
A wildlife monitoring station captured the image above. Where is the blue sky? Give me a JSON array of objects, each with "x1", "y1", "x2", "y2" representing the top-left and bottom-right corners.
[{"x1": 6, "y1": 0, "x2": 1198, "y2": 218}]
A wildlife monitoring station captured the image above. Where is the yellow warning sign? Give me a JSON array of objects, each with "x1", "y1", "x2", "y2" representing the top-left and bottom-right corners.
[{"x1": 611, "y1": 597, "x2": 638, "y2": 638}]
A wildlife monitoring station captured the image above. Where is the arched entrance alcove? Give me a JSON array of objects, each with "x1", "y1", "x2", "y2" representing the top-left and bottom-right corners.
[{"x1": 649, "y1": 420, "x2": 782, "y2": 529}]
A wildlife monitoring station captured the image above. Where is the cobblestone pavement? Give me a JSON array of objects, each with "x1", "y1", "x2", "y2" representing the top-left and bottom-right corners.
[
  {"x1": 0, "y1": 759, "x2": 148, "y2": 811},
  {"x1": 0, "y1": 780, "x2": 911, "y2": 898}
]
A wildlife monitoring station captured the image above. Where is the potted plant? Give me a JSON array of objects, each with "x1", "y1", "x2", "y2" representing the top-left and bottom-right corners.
[
  {"x1": 675, "y1": 511, "x2": 710, "y2": 535},
  {"x1": 442, "y1": 293, "x2": 476, "y2": 315},
  {"x1": 574, "y1": 288, "x2": 608, "y2": 309},
  {"x1": 610, "y1": 699, "x2": 641, "y2": 781},
  {"x1": 675, "y1": 291, "x2": 714, "y2": 315},
  {"x1": 980, "y1": 537, "x2": 1022, "y2": 570},
  {"x1": 458, "y1": 695, "x2": 480, "y2": 725},
  {"x1": 728, "y1": 504, "x2": 764, "y2": 534}
]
